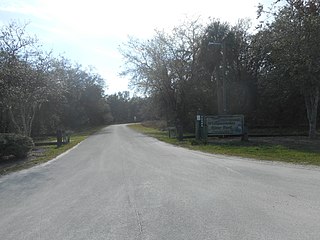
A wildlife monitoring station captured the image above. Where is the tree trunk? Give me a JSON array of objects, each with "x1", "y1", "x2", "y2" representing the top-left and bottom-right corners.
[
  {"x1": 27, "y1": 103, "x2": 39, "y2": 137},
  {"x1": 8, "y1": 107, "x2": 22, "y2": 134},
  {"x1": 20, "y1": 106, "x2": 28, "y2": 136},
  {"x1": 304, "y1": 86, "x2": 319, "y2": 139}
]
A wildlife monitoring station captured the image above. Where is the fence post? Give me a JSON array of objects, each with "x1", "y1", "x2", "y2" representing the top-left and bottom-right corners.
[
  {"x1": 57, "y1": 129, "x2": 62, "y2": 147},
  {"x1": 176, "y1": 118, "x2": 183, "y2": 141}
]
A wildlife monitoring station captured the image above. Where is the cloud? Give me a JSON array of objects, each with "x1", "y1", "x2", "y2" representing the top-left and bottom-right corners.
[{"x1": 1, "y1": 0, "x2": 263, "y2": 42}]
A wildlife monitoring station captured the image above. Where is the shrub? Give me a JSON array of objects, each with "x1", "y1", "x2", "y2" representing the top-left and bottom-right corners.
[{"x1": 0, "y1": 134, "x2": 34, "y2": 158}]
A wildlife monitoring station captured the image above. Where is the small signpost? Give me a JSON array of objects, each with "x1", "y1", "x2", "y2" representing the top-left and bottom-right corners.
[
  {"x1": 206, "y1": 115, "x2": 244, "y2": 136},
  {"x1": 196, "y1": 114, "x2": 247, "y2": 141}
]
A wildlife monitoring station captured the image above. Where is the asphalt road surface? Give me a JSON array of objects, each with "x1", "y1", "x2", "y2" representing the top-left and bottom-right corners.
[{"x1": 1, "y1": 125, "x2": 320, "y2": 240}]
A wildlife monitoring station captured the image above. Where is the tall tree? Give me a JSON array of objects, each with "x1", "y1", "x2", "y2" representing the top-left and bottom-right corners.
[
  {"x1": 199, "y1": 19, "x2": 256, "y2": 118},
  {"x1": 258, "y1": 0, "x2": 320, "y2": 138},
  {"x1": 120, "y1": 19, "x2": 204, "y2": 133},
  {"x1": 0, "y1": 22, "x2": 111, "y2": 136},
  {"x1": 0, "y1": 21, "x2": 55, "y2": 136}
]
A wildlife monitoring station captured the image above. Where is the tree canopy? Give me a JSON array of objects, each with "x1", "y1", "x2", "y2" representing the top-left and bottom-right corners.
[
  {"x1": 257, "y1": 0, "x2": 320, "y2": 138},
  {"x1": 120, "y1": 1, "x2": 319, "y2": 138},
  {"x1": 1, "y1": 1, "x2": 319, "y2": 139},
  {"x1": 0, "y1": 21, "x2": 112, "y2": 136}
]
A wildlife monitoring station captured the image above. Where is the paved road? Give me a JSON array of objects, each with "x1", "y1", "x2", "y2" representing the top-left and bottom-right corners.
[{"x1": 1, "y1": 125, "x2": 320, "y2": 240}]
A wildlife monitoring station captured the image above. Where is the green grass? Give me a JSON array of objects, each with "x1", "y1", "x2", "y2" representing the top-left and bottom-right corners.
[
  {"x1": 129, "y1": 123, "x2": 178, "y2": 144},
  {"x1": 0, "y1": 126, "x2": 105, "y2": 175},
  {"x1": 190, "y1": 143, "x2": 320, "y2": 165},
  {"x1": 129, "y1": 123, "x2": 320, "y2": 166}
]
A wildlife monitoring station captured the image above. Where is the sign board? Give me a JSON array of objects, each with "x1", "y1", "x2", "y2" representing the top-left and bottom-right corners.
[{"x1": 206, "y1": 115, "x2": 244, "y2": 136}]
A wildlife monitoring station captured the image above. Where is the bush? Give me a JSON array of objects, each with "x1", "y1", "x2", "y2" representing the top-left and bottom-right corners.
[{"x1": 0, "y1": 134, "x2": 34, "y2": 158}]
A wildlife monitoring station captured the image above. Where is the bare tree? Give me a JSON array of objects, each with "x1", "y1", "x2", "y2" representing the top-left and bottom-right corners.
[
  {"x1": 120, "y1": 19, "x2": 204, "y2": 134},
  {"x1": 0, "y1": 21, "x2": 53, "y2": 136}
]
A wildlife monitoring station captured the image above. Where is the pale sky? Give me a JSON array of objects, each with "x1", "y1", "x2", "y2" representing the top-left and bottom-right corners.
[{"x1": 0, "y1": 0, "x2": 270, "y2": 94}]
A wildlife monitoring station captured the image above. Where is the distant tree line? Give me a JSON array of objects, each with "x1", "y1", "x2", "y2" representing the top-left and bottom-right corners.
[
  {"x1": 0, "y1": 21, "x2": 112, "y2": 137},
  {"x1": 120, "y1": 0, "x2": 320, "y2": 138},
  {"x1": 1, "y1": 0, "x2": 319, "y2": 140},
  {"x1": 106, "y1": 91, "x2": 161, "y2": 124}
]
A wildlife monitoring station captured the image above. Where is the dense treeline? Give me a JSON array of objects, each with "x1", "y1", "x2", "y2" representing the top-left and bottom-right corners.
[
  {"x1": 0, "y1": 21, "x2": 112, "y2": 137},
  {"x1": 120, "y1": 0, "x2": 320, "y2": 138},
  {"x1": 106, "y1": 91, "x2": 160, "y2": 124},
  {"x1": 1, "y1": 1, "x2": 319, "y2": 141}
]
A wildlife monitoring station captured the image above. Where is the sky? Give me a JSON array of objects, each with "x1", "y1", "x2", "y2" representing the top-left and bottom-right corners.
[{"x1": 0, "y1": 0, "x2": 270, "y2": 94}]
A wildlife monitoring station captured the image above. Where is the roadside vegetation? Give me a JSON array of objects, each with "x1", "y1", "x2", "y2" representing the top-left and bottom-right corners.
[
  {"x1": 0, "y1": 21, "x2": 113, "y2": 169},
  {"x1": 129, "y1": 123, "x2": 320, "y2": 166},
  {"x1": 120, "y1": 1, "x2": 320, "y2": 139},
  {"x1": 1, "y1": 0, "x2": 319, "y2": 171},
  {"x1": 0, "y1": 126, "x2": 103, "y2": 175}
]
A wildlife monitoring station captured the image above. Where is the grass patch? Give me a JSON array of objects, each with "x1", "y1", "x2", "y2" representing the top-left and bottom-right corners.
[
  {"x1": 190, "y1": 143, "x2": 320, "y2": 165},
  {"x1": 0, "y1": 126, "x2": 105, "y2": 175},
  {"x1": 129, "y1": 123, "x2": 178, "y2": 144},
  {"x1": 129, "y1": 123, "x2": 320, "y2": 166}
]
